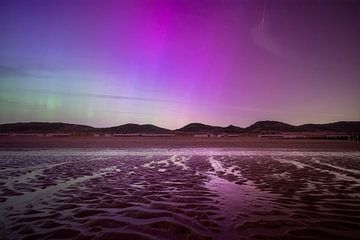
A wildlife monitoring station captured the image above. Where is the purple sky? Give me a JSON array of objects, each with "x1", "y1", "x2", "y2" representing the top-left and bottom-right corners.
[{"x1": 0, "y1": 0, "x2": 359, "y2": 129}]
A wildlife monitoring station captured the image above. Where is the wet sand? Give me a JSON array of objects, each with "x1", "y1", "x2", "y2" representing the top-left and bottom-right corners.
[
  {"x1": 0, "y1": 149, "x2": 359, "y2": 240},
  {"x1": 0, "y1": 136, "x2": 359, "y2": 151}
]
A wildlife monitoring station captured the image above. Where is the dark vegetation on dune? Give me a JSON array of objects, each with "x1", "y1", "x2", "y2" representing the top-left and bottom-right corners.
[
  {"x1": 175, "y1": 123, "x2": 225, "y2": 133},
  {"x1": 100, "y1": 124, "x2": 171, "y2": 134},
  {"x1": 0, "y1": 121, "x2": 359, "y2": 134},
  {"x1": 245, "y1": 121, "x2": 299, "y2": 133},
  {"x1": 0, "y1": 122, "x2": 95, "y2": 133}
]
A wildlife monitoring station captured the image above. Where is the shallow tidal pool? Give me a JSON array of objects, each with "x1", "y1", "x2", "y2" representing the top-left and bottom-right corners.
[{"x1": 0, "y1": 149, "x2": 360, "y2": 240}]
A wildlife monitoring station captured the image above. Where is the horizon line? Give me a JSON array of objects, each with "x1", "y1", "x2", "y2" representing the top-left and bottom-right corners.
[{"x1": 0, "y1": 120, "x2": 359, "y2": 131}]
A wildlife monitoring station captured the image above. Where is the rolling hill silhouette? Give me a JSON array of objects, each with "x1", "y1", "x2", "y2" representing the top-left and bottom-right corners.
[{"x1": 0, "y1": 121, "x2": 359, "y2": 134}]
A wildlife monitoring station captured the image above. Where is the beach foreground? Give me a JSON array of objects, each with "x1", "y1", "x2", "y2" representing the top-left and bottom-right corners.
[
  {"x1": 1, "y1": 148, "x2": 359, "y2": 240},
  {"x1": 0, "y1": 136, "x2": 359, "y2": 151}
]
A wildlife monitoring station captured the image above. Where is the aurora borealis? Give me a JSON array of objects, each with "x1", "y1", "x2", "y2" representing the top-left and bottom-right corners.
[{"x1": 0, "y1": 0, "x2": 359, "y2": 129}]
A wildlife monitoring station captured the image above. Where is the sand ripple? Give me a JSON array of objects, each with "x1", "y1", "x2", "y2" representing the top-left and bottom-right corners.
[{"x1": 0, "y1": 149, "x2": 359, "y2": 239}]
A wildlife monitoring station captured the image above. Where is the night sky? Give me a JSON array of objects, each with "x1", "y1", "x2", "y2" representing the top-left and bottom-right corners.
[{"x1": 0, "y1": 0, "x2": 359, "y2": 129}]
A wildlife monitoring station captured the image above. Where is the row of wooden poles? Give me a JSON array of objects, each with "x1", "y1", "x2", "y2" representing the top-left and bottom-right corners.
[{"x1": 306, "y1": 135, "x2": 360, "y2": 141}]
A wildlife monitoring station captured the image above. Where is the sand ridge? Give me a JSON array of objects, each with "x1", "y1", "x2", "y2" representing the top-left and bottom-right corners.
[{"x1": 0, "y1": 149, "x2": 360, "y2": 239}]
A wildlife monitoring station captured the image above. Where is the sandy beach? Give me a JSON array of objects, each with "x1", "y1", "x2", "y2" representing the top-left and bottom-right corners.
[
  {"x1": 1, "y1": 147, "x2": 360, "y2": 240},
  {"x1": 0, "y1": 136, "x2": 359, "y2": 151}
]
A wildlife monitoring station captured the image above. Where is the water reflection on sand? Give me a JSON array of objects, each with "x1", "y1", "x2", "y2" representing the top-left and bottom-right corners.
[{"x1": 0, "y1": 149, "x2": 360, "y2": 240}]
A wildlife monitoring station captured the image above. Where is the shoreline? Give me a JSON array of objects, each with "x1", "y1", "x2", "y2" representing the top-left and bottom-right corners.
[{"x1": 0, "y1": 136, "x2": 359, "y2": 151}]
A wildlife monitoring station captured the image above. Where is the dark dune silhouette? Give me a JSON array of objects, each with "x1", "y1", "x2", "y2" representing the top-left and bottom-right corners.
[
  {"x1": 100, "y1": 123, "x2": 171, "y2": 134},
  {"x1": 246, "y1": 121, "x2": 299, "y2": 132},
  {"x1": 0, "y1": 121, "x2": 359, "y2": 134},
  {"x1": 299, "y1": 121, "x2": 360, "y2": 133},
  {"x1": 175, "y1": 123, "x2": 224, "y2": 133},
  {"x1": 0, "y1": 122, "x2": 95, "y2": 133}
]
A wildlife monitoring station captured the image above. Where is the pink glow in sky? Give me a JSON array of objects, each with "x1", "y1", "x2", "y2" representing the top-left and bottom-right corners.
[{"x1": 0, "y1": 0, "x2": 359, "y2": 129}]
